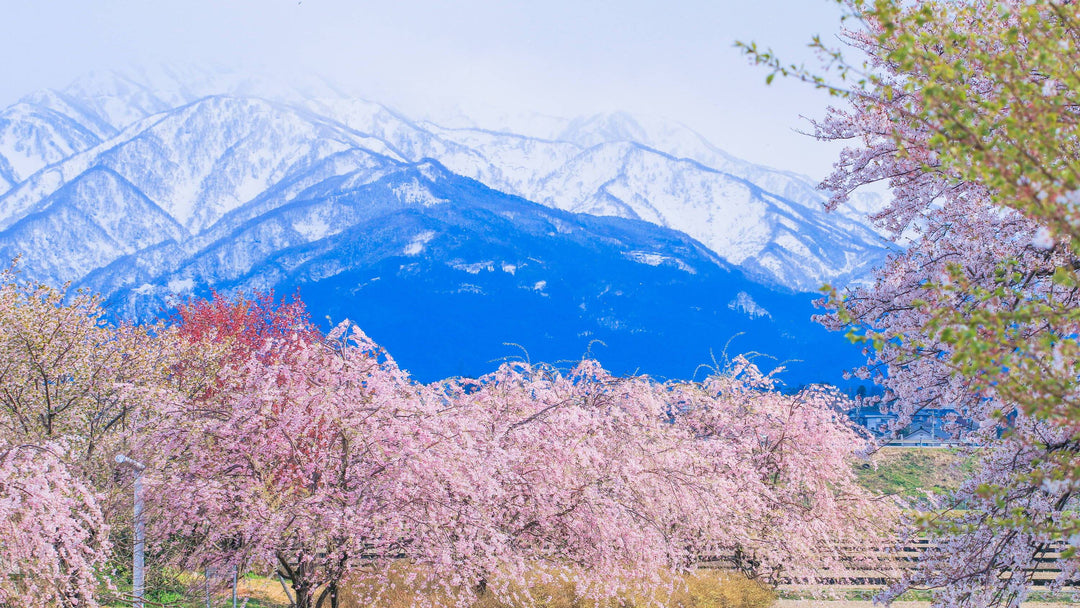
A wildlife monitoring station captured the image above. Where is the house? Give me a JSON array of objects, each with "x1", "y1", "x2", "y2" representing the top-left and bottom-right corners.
[
  {"x1": 848, "y1": 406, "x2": 969, "y2": 447},
  {"x1": 890, "y1": 420, "x2": 956, "y2": 447}
]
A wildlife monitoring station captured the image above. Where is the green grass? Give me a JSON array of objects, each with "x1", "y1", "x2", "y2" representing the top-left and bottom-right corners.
[
  {"x1": 854, "y1": 447, "x2": 973, "y2": 498},
  {"x1": 103, "y1": 572, "x2": 292, "y2": 608}
]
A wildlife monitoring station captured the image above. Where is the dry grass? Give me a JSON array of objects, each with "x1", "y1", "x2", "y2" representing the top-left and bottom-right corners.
[
  {"x1": 237, "y1": 575, "x2": 294, "y2": 606},
  {"x1": 338, "y1": 564, "x2": 775, "y2": 608}
]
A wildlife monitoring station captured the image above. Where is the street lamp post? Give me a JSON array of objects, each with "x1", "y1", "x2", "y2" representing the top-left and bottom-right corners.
[{"x1": 115, "y1": 454, "x2": 146, "y2": 608}]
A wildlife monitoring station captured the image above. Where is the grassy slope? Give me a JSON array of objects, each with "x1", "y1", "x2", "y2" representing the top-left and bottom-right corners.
[{"x1": 854, "y1": 447, "x2": 973, "y2": 498}]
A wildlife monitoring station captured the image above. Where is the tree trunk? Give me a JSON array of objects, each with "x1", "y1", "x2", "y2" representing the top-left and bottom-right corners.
[
  {"x1": 293, "y1": 581, "x2": 314, "y2": 608},
  {"x1": 277, "y1": 553, "x2": 314, "y2": 608},
  {"x1": 474, "y1": 576, "x2": 488, "y2": 598},
  {"x1": 316, "y1": 581, "x2": 338, "y2": 608},
  {"x1": 286, "y1": 566, "x2": 314, "y2": 608}
]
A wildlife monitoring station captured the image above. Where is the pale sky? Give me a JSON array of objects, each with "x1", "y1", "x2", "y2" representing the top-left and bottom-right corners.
[{"x1": 0, "y1": 0, "x2": 852, "y2": 179}]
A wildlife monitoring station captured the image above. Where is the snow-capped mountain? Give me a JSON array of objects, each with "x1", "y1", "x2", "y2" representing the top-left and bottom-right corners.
[
  {"x1": 0, "y1": 95, "x2": 405, "y2": 284},
  {"x1": 2, "y1": 69, "x2": 890, "y2": 289},
  {"x1": 85, "y1": 160, "x2": 864, "y2": 383},
  {"x1": 312, "y1": 105, "x2": 889, "y2": 290},
  {"x1": 0, "y1": 68, "x2": 889, "y2": 383}
]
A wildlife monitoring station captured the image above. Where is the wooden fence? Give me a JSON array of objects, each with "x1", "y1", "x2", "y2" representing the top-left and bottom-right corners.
[{"x1": 703, "y1": 539, "x2": 1077, "y2": 587}]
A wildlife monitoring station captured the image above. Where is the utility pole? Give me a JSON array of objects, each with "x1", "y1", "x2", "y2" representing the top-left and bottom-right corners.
[{"x1": 115, "y1": 454, "x2": 146, "y2": 608}]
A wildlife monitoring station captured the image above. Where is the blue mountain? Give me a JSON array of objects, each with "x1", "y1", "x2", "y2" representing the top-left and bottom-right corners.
[
  {"x1": 0, "y1": 69, "x2": 887, "y2": 386},
  {"x1": 86, "y1": 160, "x2": 863, "y2": 384}
]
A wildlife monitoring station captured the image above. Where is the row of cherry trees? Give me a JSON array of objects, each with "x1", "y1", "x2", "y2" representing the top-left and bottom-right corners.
[{"x1": 0, "y1": 268, "x2": 895, "y2": 608}]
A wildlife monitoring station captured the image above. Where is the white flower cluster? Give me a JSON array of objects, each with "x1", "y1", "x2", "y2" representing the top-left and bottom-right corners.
[
  {"x1": 1056, "y1": 189, "x2": 1080, "y2": 207},
  {"x1": 1040, "y1": 477, "x2": 1072, "y2": 494},
  {"x1": 1031, "y1": 226, "x2": 1055, "y2": 250}
]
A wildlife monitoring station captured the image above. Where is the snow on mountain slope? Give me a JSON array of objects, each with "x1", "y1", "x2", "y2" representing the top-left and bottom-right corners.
[
  {"x1": 408, "y1": 128, "x2": 886, "y2": 290},
  {"x1": 68, "y1": 151, "x2": 428, "y2": 303},
  {"x1": 551, "y1": 112, "x2": 871, "y2": 234},
  {"x1": 93, "y1": 96, "x2": 366, "y2": 232},
  {"x1": 473, "y1": 110, "x2": 832, "y2": 212},
  {"x1": 18, "y1": 89, "x2": 120, "y2": 141},
  {"x1": 0, "y1": 94, "x2": 412, "y2": 286},
  {"x1": 298, "y1": 106, "x2": 889, "y2": 289},
  {"x1": 547, "y1": 112, "x2": 894, "y2": 234},
  {"x1": 75, "y1": 161, "x2": 458, "y2": 310},
  {"x1": 307, "y1": 101, "x2": 583, "y2": 198},
  {"x1": 303, "y1": 98, "x2": 445, "y2": 161},
  {"x1": 0, "y1": 102, "x2": 103, "y2": 189},
  {"x1": 418, "y1": 124, "x2": 582, "y2": 196},
  {"x1": 0, "y1": 68, "x2": 889, "y2": 293},
  {"x1": 0, "y1": 96, "x2": 397, "y2": 235},
  {"x1": 544, "y1": 142, "x2": 882, "y2": 289},
  {"x1": 0, "y1": 168, "x2": 187, "y2": 284},
  {"x1": 83, "y1": 161, "x2": 864, "y2": 384}
]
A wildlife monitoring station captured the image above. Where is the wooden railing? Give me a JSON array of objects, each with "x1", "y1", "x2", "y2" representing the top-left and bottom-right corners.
[{"x1": 701, "y1": 539, "x2": 1078, "y2": 587}]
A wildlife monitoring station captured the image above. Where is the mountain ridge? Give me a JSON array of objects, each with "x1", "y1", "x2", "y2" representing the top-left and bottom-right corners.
[{"x1": 0, "y1": 68, "x2": 888, "y2": 383}]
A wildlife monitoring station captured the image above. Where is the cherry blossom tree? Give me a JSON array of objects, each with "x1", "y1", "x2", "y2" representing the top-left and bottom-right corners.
[
  {"x1": 743, "y1": 1, "x2": 1080, "y2": 605},
  {"x1": 0, "y1": 442, "x2": 111, "y2": 608},
  {"x1": 140, "y1": 317, "x2": 421, "y2": 608},
  {"x1": 406, "y1": 357, "x2": 893, "y2": 599},
  {"x1": 0, "y1": 265, "x2": 168, "y2": 469}
]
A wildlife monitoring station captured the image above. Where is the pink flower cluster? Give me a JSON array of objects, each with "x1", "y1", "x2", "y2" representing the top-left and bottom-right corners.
[
  {"x1": 136, "y1": 311, "x2": 891, "y2": 607},
  {"x1": 0, "y1": 443, "x2": 110, "y2": 607}
]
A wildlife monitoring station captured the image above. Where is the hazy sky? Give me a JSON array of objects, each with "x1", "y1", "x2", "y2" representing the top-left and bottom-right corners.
[{"x1": 1, "y1": 0, "x2": 852, "y2": 179}]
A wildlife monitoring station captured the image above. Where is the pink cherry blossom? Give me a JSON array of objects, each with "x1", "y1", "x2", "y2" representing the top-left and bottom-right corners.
[
  {"x1": 809, "y1": 2, "x2": 1080, "y2": 605},
  {"x1": 0, "y1": 442, "x2": 110, "y2": 608}
]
